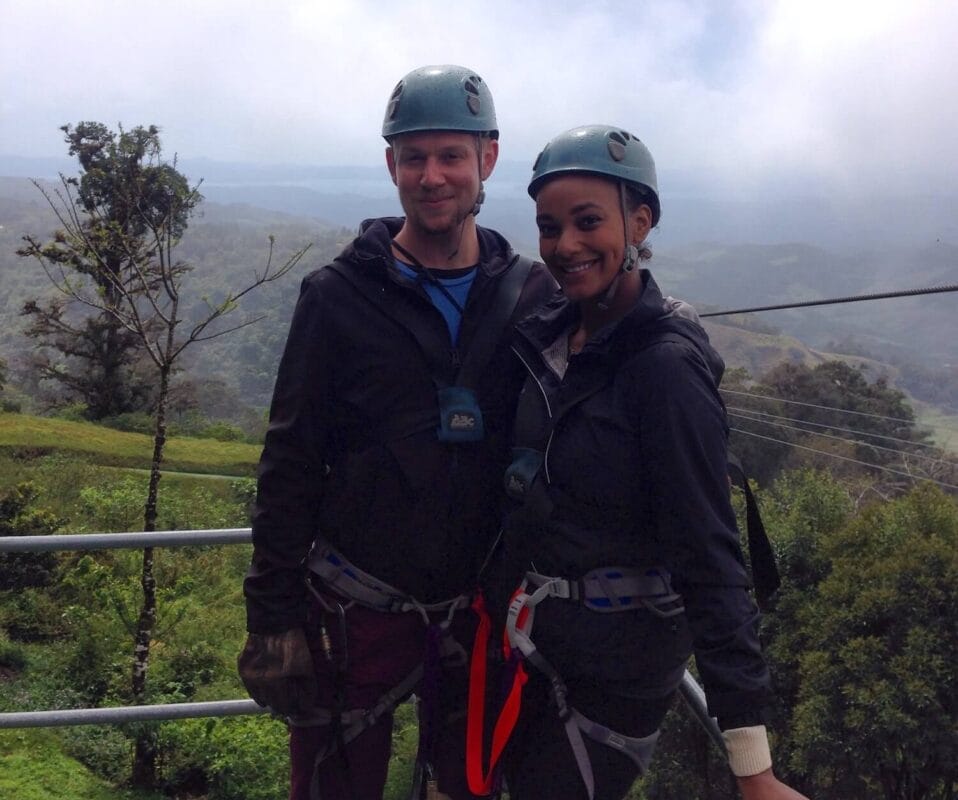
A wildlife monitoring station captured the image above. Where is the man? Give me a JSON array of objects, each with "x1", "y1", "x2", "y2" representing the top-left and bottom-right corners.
[{"x1": 238, "y1": 64, "x2": 555, "y2": 800}]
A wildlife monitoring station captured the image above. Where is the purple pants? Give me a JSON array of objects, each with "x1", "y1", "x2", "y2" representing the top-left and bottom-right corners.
[{"x1": 288, "y1": 590, "x2": 481, "y2": 800}]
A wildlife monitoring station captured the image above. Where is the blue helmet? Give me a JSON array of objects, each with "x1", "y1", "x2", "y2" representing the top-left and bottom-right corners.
[
  {"x1": 382, "y1": 65, "x2": 498, "y2": 141},
  {"x1": 528, "y1": 124, "x2": 659, "y2": 225}
]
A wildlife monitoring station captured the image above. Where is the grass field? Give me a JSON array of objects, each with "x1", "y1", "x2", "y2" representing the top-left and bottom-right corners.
[
  {"x1": 914, "y1": 405, "x2": 958, "y2": 454},
  {"x1": 0, "y1": 729, "x2": 163, "y2": 800},
  {"x1": 0, "y1": 413, "x2": 261, "y2": 476}
]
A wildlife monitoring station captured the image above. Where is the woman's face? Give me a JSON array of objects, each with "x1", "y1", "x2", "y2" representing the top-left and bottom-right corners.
[{"x1": 535, "y1": 174, "x2": 651, "y2": 305}]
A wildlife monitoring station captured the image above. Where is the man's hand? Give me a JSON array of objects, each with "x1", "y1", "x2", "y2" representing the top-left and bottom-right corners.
[
  {"x1": 737, "y1": 769, "x2": 810, "y2": 800},
  {"x1": 237, "y1": 627, "x2": 318, "y2": 718}
]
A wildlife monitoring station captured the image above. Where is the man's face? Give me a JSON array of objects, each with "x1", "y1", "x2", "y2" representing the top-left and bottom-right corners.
[{"x1": 386, "y1": 131, "x2": 498, "y2": 237}]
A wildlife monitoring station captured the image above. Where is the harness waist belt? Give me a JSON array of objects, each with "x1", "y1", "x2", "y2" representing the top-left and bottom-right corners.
[
  {"x1": 307, "y1": 538, "x2": 471, "y2": 615},
  {"x1": 523, "y1": 565, "x2": 684, "y2": 614}
]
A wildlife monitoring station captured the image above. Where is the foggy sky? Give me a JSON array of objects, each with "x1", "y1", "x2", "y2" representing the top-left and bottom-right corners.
[{"x1": 2, "y1": 0, "x2": 957, "y2": 199}]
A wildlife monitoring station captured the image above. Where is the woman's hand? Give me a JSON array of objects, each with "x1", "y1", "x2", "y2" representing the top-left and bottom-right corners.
[{"x1": 736, "y1": 769, "x2": 809, "y2": 799}]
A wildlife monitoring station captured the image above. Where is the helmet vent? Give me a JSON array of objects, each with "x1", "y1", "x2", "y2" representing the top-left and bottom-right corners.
[
  {"x1": 387, "y1": 81, "x2": 404, "y2": 120},
  {"x1": 465, "y1": 78, "x2": 481, "y2": 114},
  {"x1": 607, "y1": 139, "x2": 627, "y2": 162}
]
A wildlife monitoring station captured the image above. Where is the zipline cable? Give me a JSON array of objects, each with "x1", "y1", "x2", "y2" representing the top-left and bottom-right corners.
[
  {"x1": 729, "y1": 428, "x2": 958, "y2": 491},
  {"x1": 725, "y1": 405, "x2": 947, "y2": 451},
  {"x1": 727, "y1": 411, "x2": 953, "y2": 468},
  {"x1": 700, "y1": 283, "x2": 958, "y2": 318},
  {"x1": 720, "y1": 388, "x2": 958, "y2": 430}
]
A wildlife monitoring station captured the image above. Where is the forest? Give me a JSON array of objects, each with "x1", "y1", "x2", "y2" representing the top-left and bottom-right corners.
[{"x1": 0, "y1": 124, "x2": 956, "y2": 799}]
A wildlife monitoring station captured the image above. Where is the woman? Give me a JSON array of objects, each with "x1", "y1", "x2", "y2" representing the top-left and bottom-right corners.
[{"x1": 473, "y1": 126, "x2": 807, "y2": 800}]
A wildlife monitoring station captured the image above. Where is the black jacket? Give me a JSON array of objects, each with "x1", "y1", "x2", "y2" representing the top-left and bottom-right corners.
[
  {"x1": 243, "y1": 217, "x2": 556, "y2": 634},
  {"x1": 490, "y1": 270, "x2": 774, "y2": 727}
]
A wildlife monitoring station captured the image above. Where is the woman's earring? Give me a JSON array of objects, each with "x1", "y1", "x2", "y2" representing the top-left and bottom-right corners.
[{"x1": 623, "y1": 244, "x2": 639, "y2": 272}]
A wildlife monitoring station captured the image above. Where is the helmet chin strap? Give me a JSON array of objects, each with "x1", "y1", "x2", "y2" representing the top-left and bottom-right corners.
[
  {"x1": 471, "y1": 135, "x2": 486, "y2": 217},
  {"x1": 452, "y1": 136, "x2": 485, "y2": 261},
  {"x1": 471, "y1": 182, "x2": 485, "y2": 217},
  {"x1": 597, "y1": 183, "x2": 639, "y2": 312}
]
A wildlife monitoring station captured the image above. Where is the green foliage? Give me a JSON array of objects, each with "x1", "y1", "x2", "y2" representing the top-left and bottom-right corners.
[
  {"x1": 0, "y1": 412, "x2": 260, "y2": 475},
  {"x1": 0, "y1": 586, "x2": 68, "y2": 643},
  {"x1": 60, "y1": 725, "x2": 133, "y2": 784},
  {"x1": 788, "y1": 484, "x2": 958, "y2": 799},
  {"x1": 761, "y1": 469, "x2": 853, "y2": 592},
  {"x1": 0, "y1": 482, "x2": 62, "y2": 591},
  {"x1": 199, "y1": 421, "x2": 246, "y2": 442},
  {"x1": 0, "y1": 728, "x2": 163, "y2": 800},
  {"x1": 635, "y1": 699, "x2": 736, "y2": 799},
  {"x1": 0, "y1": 452, "x2": 257, "y2": 794},
  {"x1": 17, "y1": 123, "x2": 201, "y2": 421},
  {"x1": 759, "y1": 470, "x2": 853, "y2": 713},
  {"x1": 729, "y1": 360, "x2": 936, "y2": 487},
  {"x1": 385, "y1": 702, "x2": 419, "y2": 800},
  {"x1": 100, "y1": 411, "x2": 156, "y2": 435},
  {"x1": 53, "y1": 402, "x2": 91, "y2": 422},
  {"x1": 158, "y1": 715, "x2": 288, "y2": 800},
  {"x1": 76, "y1": 475, "x2": 250, "y2": 532},
  {"x1": 637, "y1": 471, "x2": 956, "y2": 799},
  {"x1": 0, "y1": 627, "x2": 27, "y2": 671}
]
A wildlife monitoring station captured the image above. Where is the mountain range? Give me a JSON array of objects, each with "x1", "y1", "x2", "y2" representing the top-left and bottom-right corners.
[{"x1": 1, "y1": 157, "x2": 956, "y2": 415}]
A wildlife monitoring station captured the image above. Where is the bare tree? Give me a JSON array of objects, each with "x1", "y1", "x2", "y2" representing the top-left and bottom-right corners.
[{"x1": 19, "y1": 122, "x2": 310, "y2": 786}]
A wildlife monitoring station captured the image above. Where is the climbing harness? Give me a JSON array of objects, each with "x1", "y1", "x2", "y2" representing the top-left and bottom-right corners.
[
  {"x1": 307, "y1": 540, "x2": 472, "y2": 617},
  {"x1": 467, "y1": 567, "x2": 683, "y2": 799},
  {"x1": 291, "y1": 539, "x2": 472, "y2": 800}
]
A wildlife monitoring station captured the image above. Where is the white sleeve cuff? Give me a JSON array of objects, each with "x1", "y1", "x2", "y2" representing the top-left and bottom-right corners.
[{"x1": 722, "y1": 725, "x2": 772, "y2": 777}]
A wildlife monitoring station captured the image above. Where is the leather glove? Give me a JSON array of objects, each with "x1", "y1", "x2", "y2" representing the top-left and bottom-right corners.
[{"x1": 237, "y1": 627, "x2": 318, "y2": 718}]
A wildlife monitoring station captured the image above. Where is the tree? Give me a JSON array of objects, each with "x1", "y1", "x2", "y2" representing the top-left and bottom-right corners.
[
  {"x1": 727, "y1": 360, "x2": 940, "y2": 488},
  {"x1": 18, "y1": 121, "x2": 311, "y2": 787},
  {"x1": 17, "y1": 123, "x2": 189, "y2": 419},
  {"x1": 789, "y1": 484, "x2": 958, "y2": 799}
]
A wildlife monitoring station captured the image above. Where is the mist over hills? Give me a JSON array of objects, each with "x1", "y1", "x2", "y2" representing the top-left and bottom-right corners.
[
  {"x1": 2, "y1": 157, "x2": 957, "y2": 415},
  {"x1": 4, "y1": 153, "x2": 958, "y2": 253}
]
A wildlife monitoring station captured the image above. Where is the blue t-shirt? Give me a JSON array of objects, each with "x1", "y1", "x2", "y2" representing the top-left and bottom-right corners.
[{"x1": 394, "y1": 260, "x2": 477, "y2": 343}]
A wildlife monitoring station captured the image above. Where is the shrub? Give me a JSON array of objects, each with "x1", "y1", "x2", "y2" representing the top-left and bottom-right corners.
[
  {"x1": 53, "y1": 402, "x2": 89, "y2": 422},
  {"x1": 201, "y1": 422, "x2": 245, "y2": 442},
  {"x1": 0, "y1": 628, "x2": 27, "y2": 672},
  {"x1": 60, "y1": 725, "x2": 133, "y2": 784},
  {"x1": 100, "y1": 412, "x2": 156, "y2": 435},
  {"x1": 158, "y1": 715, "x2": 288, "y2": 800},
  {"x1": 0, "y1": 482, "x2": 61, "y2": 591}
]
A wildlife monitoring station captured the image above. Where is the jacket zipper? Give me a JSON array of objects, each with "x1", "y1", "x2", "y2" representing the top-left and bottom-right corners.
[{"x1": 511, "y1": 345, "x2": 556, "y2": 484}]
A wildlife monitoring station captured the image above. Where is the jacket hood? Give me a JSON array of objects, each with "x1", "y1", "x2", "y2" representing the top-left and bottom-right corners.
[
  {"x1": 343, "y1": 217, "x2": 519, "y2": 277},
  {"x1": 515, "y1": 269, "x2": 725, "y2": 384}
]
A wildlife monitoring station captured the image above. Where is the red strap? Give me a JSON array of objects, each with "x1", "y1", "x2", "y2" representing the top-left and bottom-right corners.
[{"x1": 466, "y1": 592, "x2": 528, "y2": 796}]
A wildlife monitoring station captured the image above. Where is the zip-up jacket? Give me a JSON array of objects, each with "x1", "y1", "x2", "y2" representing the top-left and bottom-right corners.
[
  {"x1": 493, "y1": 270, "x2": 774, "y2": 727},
  {"x1": 243, "y1": 217, "x2": 556, "y2": 635}
]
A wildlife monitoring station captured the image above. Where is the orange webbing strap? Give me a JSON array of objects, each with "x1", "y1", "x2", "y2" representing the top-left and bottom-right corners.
[{"x1": 466, "y1": 591, "x2": 528, "y2": 796}]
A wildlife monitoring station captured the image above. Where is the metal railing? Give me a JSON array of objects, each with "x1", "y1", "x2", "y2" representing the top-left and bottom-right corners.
[
  {"x1": 0, "y1": 527, "x2": 268, "y2": 729},
  {"x1": 0, "y1": 527, "x2": 725, "y2": 755}
]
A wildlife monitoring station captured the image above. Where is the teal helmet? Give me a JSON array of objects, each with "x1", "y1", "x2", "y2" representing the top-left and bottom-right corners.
[
  {"x1": 382, "y1": 65, "x2": 499, "y2": 141},
  {"x1": 528, "y1": 125, "x2": 659, "y2": 225}
]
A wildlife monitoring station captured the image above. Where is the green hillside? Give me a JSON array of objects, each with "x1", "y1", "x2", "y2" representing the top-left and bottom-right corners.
[
  {"x1": 0, "y1": 729, "x2": 162, "y2": 800},
  {"x1": 0, "y1": 413, "x2": 260, "y2": 477}
]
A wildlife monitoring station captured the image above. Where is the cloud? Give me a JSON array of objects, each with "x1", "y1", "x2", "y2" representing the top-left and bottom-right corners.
[{"x1": 1, "y1": 0, "x2": 956, "y2": 199}]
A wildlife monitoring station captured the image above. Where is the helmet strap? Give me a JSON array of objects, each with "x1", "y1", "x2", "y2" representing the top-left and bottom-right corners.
[
  {"x1": 472, "y1": 181, "x2": 486, "y2": 217},
  {"x1": 471, "y1": 134, "x2": 485, "y2": 217},
  {"x1": 596, "y1": 183, "x2": 638, "y2": 311}
]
